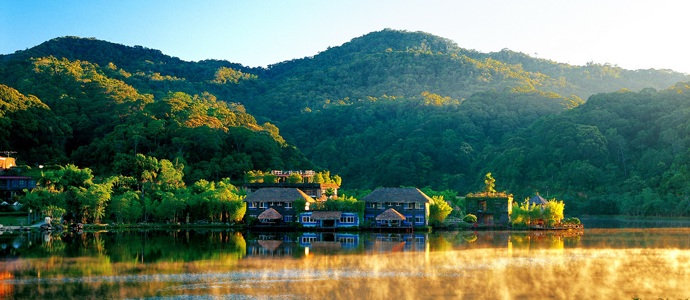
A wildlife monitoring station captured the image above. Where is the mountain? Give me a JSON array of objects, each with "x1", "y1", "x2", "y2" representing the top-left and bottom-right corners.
[
  {"x1": 2, "y1": 29, "x2": 690, "y2": 215},
  {"x1": 477, "y1": 82, "x2": 690, "y2": 217},
  {"x1": 0, "y1": 53, "x2": 313, "y2": 183}
]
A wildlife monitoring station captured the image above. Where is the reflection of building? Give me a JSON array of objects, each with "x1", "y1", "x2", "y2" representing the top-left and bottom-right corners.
[
  {"x1": 244, "y1": 188, "x2": 315, "y2": 226},
  {"x1": 245, "y1": 232, "x2": 432, "y2": 257},
  {"x1": 366, "y1": 233, "x2": 428, "y2": 253},
  {"x1": 465, "y1": 193, "x2": 513, "y2": 224},
  {"x1": 361, "y1": 188, "x2": 431, "y2": 227}
]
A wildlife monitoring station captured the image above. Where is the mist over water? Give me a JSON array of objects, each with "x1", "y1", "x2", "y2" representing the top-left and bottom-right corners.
[{"x1": 0, "y1": 226, "x2": 689, "y2": 299}]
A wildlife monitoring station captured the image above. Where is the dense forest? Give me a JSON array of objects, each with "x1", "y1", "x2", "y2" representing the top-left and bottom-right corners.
[{"x1": 2, "y1": 28, "x2": 690, "y2": 216}]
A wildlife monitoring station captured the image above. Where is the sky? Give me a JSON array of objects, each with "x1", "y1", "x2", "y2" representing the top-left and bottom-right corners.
[{"x1": 2, "y1": 0, "x2": 689, "y2": 73}]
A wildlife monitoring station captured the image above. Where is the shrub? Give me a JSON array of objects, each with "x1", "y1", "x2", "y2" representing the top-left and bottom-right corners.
[{"x1": 463, "y1": 214, "x2": 477, "y2": 223}]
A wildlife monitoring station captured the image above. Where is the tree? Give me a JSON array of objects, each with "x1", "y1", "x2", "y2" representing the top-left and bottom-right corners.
[
  {"x1": 42, "y1": 205, "x2": 66, "y2": 221},
  {"x1": 484, "y1": 173, "x2": 496, "y2": 194},
  {"x1": 429, "y1": 196, "x2": 453, "y2": 223},
  {"x1": 287, "y1": 173, "x2": 303, "y2": 183}
]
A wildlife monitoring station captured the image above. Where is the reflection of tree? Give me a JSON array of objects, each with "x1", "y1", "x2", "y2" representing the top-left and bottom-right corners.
[
  {"x1": 8, "y1": 230, "x2": 248, "y2": 278},
  {"x1": 428, "y1": 235, "x2": 452, "y2": 251},
  {"x1": 461, "y1": 234, "x2": 477, "y2": 243}
]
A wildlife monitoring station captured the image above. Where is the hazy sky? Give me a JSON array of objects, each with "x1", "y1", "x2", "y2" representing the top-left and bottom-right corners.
[{"x1": 2, "y1": 0, "x2": 688, "y2": 73}]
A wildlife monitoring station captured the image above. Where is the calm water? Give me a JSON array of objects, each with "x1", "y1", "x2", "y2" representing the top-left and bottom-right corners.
[{"x1": 0, "y1": 224, "x2": 689, "y2": 299}]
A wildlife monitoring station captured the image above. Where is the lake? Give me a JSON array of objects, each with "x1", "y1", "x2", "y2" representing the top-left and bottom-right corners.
[{"x1": 1, "y1": 221, "x2": 689, "y2": 299}]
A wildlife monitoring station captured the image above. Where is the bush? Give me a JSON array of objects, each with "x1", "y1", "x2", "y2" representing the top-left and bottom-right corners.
[
  {"x1": 463, "y1": 214, "x2": 477, "y2": 223},
  {"x1": 563, "y1": 217, "x2": 581, "y2": 225},
  {"x1": 546, "y1": 219, "x2": 557, "y2": 228},
  {"x1": 513, "y1": 221, "x2": 528, "y2": 228}
]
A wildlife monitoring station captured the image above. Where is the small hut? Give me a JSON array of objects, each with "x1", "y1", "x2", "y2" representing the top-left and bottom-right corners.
[
  {"x1": 375, "y1": 208, "x2": 406, "y2": 227},
  {"x1": 257, "y1": 208, "x2": 283, "y2": 224}
]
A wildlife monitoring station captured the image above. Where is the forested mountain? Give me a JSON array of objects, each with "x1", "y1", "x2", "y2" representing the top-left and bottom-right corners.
[
  {"x1": 2, "y1": 29, "x2": 690, "y2": 217},
  {"x1": 478, "y1": 83, "x2": 690, "y2": 216},
  {"x1": 0, "y1": 56, "x2": 313, "y2": 183}
]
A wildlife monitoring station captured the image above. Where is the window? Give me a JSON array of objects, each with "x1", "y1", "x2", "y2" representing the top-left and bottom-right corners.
[
  {"x1": 286, "y1": 202, "x2": 293, "y2": 209},
  {"x1": 284, "y1": 215, "x2": 293, "y2": 222},
  {"x1": 302, "y1": 236, "x2": 317, "y2": 243},
  {"x1": 365, "y1": 215, "x2": 375, "y2": 222},
  {"x1": 405, "y1": 203, "x2": 413, "y2": 210},
  {"x1": 415, "y1": 215, "x2": 424, "y2": 224},
  {"x1": 403, "y1": 215, "x2": 413, "y2": 225},
  {"x1": 340, "y1": 216, "x2": 355, "y2": 224},
  {"x1": 302, "y1": 216, "x2": 315, "y2": 223},
  {"x1": 249, "y1": 202, "x2": 257, "y2": 209},
  {"x1": 339, "y1": 237, "x2": 356, "y2": 243},
  {"x1": 249, "y1": 214, "x2": 257, "y2": 218},
  {"x1": 415, "y1": 203, "x2": 423, "y2": 210},
  {"x1": 367, "y1": 202, "x2": 376, "y2": 209},
  {"x1": 377, "y1": 203, "x2": 383, "y2": 209},
  {"x1": 260, "y1": 202, "x2": 267, "y2": 208}
]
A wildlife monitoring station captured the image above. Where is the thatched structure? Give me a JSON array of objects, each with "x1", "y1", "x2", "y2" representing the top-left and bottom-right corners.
[
  {"x1": 257, "y1": 208, "x2": 282, "y2": 220},
  {"x1": 361, "y1": 187, "x2": 432, "y2": 203},
  {"x1": 376, "y1": 208, "x2": 406, "y2": 221},
  {"x1": 258, "y1": 240, "x2": 283, "y2": 251},
  {"x1": 244, "y1": 188, "x2": 315, "y2": 203},
  {"x1": 311, "y1": 211, "x2": 342, "y2": 220}
]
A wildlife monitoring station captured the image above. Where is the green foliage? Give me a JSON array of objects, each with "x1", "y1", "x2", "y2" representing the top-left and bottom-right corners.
[
  {"x1": 511, "y1": 199, "x2": 565, "y2": 226},
  {"x1": 4, "y1": 32, "x2": 690, "y2": 219},
  {"x1": 310, "y1": 196, "x2": 365, "y2": 216},
  {"x1": 463, "y1": 214, "x2": 477, "y2": 223},
  {"x1": 41, "y1": 205, "x2": 66, "y2": 220},
  {"x1": 263, "y1": 173, "x2": 278, "y2": 183},
  {"x1": 484, "y1": 173, "x2": 496, "y2": 194},
  {"x1": 429, "y1": 196, "x2": 453, "y2": 223},
  {"x1": 293, "y1": 198, "x2": 307, "y2": 215},
  {"x1": 244, "y1": 170, "x2": 264, "y2": 183},
  {"x1": 563, "y1": 217, "x2": 581, "y2": 225},
  {"x1": 287, "y1": 173, "x2": 303, "y2": 184}
]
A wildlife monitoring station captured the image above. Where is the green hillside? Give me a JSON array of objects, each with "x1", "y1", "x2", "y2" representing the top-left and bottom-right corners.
[{"x1": 2, "y1": 29, "x2": 690, "y2": 217}]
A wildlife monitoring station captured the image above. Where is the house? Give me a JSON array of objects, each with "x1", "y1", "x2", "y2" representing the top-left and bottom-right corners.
[
  {"x1": 244, "y1": 188, "x2": 315, "y2": 225},
  {"x1": 0, "y1": 156, "x2": 36, "y2": 201},
  {"x1": 361, "y1": 187, "x2": 432, "y2": 227},
  {"x1": 299, "y1": 211, "x2": 359, "y2": 228},
  {"x1": 245, "y1": 170, "x2": 340, "y2": 200},
  {"x1": 0, "y1": 157, "x2": 16, "y2": 169},
  {"x1": 528, "y1": 193, "x2": 548, "y2": 206},
  {"x1": 465, "y1": 192, "x2": 513, "y2": 224},
  {"x1": 245, "y1": 182, "x2": 339, "y2": 200}
]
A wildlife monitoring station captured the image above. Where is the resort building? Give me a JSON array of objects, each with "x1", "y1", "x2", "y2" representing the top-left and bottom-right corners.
[
  {"x1": 245, "y1": 170, "x2": 340, "y2": 200},
  {"x1": 299, "y1": 211, "x2": 360, "y2": 228},
  {"x1": 0, "y1": 156, "x2": 36, "y2": 201},
  {"x1": 465, "y1": 192, "x2": 513, "y2": 225},
  {"x1": 244, "y1": 188, "x2": 315, "y2": 225},
  {"x1": 360, "y1": 187, "x2": 432, "y2": 227}
]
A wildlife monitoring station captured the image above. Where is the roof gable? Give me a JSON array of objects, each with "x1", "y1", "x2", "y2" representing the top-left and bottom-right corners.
[
  {"x1": 528, "y1": 194, "x2": 548, "y2": 205},
  {"x1": 244, "y1": 188, "x2": 315, "y2": 203},
  {"x1": 360, "y1": 187, "x2": 432, "y2": 203}
]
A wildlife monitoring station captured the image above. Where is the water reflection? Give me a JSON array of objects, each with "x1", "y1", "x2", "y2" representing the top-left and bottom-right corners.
[{"x1": 0, "y1": 228, "x2": 689, "y2": 299}]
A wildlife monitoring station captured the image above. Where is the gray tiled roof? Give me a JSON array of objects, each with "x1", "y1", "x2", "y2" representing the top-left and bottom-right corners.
[
  {"x1": 360, "y1": 187, "x2": 432, "y2": 203},
  {"x1": 244, "y1": 188, "x2": 315, "y2": 203}
]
